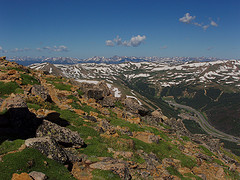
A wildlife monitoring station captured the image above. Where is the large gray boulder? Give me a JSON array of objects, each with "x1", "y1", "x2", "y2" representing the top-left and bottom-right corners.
[
  {"x1": 25, "y1": 136, "x2": 68, "y2": 164},
  {"x1": 30, "y1": 85, "x2": 52, "y2": 102},
  {"x1": 124, "y1": 98, "x2": 149, "y2": 116},
  {"x1": 36, "y1": 120, "x2": 85, "y2": 147}
]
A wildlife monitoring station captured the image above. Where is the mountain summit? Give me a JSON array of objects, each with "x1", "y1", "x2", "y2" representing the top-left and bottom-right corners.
[{"x1": 0, "y1": 57, "x2": 240, "y2": 179}]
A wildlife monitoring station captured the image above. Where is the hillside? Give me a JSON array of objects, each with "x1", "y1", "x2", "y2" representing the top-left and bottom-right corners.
[{"x1": 1, "y1": 56, "x2": 240, "y2": 179}]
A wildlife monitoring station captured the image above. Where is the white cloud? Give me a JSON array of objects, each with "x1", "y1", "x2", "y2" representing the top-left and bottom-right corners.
[
  {"x1": 106, "y1": 35, "x2": 146, "y2": 47},
  {"x1": 128, "y1": 35, "x2": 146, "y2": 47},
  {"x1": 0, "y1": 46, "x2": 2, "y2": 51},
  {"x1": 39, "y1": 45, "x2": 69, "y2": 52},
  {"x1": 179, "y1": 13, "x2": 196, "y2": 23},
  {"x1": 202, "y1": 25, "x2": 209, "y2": 30},
  {"x1": 210, "y1": 20, "x2": 218, "y2": 27},
  {"x1": 105, "y1": 40, "x2": 115, "y2": 47},
  {"x1": 114, "y1": 35, "x2": 122, "y2": 45},
  {"x1": 179, "y1": 13, "x2": 219, "y2": 31}
]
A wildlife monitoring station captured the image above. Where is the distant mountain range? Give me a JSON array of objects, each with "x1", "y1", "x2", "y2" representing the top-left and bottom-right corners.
[
  {"x1": 8, "y1": 55, "x2": 231, "y2": 66},
  {"x1": 29, "y1": 59, "x2": 240, "y2": 144}
]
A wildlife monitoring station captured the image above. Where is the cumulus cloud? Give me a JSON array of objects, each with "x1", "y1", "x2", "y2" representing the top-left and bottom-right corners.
[
  {"x1": 210, "y1": 20, "x2": 218, "y2": 27},
  {"x1": 114, "y1": 35, "x2": 122, "y2": 45},
  {"x1": 202, "y1": 25, "x2": 209, "y2": 31},
  {"x1": 179, "y1": 13, "x2": 196, "y2": 24},
  {"x1": 105, "y1": 40, "x2": 115, "y2": 47},
  {"x1": 38, "y1": 45, "x2": 69, "y2": 52},
  {"x1": 179, "y1": 13, "x2": 219, "y2": 30},
  {"x1": 106, "y1": 35, "x2": 146, "y2": 47}
]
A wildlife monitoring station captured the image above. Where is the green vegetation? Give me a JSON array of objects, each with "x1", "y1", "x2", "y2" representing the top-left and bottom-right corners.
[
  {"x1": 0, "y1": 109, "x2": 8, "y2": 115},
  {"x1": 0, "y1": 148, "x2": 75, "y2": 180},
  {"x1": 79, "y1": 136, "x2": 113, "y2": 157},
  {"x1": 57, "y1": 109, "x2": 84, "y2": 127},
  {"x1": 133, "y1": 138, "x2": 196, "y2": 168},
  {"x1": 20, "y1": 74, "x2": 40, "y2": 85},
  {"x1": 181, "y1": 136, "x2": 190, "y2": 141},
  {"x1": 0, "y1": 139, "x2": 24, "y2": 155},
  {"x1": 27, "y1": 103, "x2": 41, "y2": 110},
  {"x1": 115, "y1": 101, "x2": 124, "y2": 109},
  {"x1": 224, "y1": 167, "x2": 240, "y2": 180},
  {"x1": 92, "y1": 169, "x2": 121, "y2": 180},
  {"x1": 183, "y1": 120, "x2": 207, "y2": 134},
  {"x1": 6, "y1": 67, "x2": 26, "y2": 72},
  {"x1": 166, "y1": 166, "x2": 188, "y2": 180},
  {"x1": 198, "y1": 145, "x2": 216, "y2": 157},
  {"x1": 184, "y1": 173, "x2": 203, "y2": 180},
  {"x1": 53, "y1": 82, "x2": 72, "y2": 91},
  {"x1": 0, "y1": 81, "x2": 20, "y2": 97}
]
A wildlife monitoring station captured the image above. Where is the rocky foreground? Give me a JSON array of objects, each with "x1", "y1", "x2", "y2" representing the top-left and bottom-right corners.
[{"x1": 0, "y1": 56, "x2": 240, "y2": 179}]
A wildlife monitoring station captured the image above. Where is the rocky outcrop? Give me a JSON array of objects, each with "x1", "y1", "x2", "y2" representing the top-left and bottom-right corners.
[
  {"x1": 89, "y1": 158, "x2": 131, "y2": 180},
  {"x1": 124, "y1": 98, "x2": 149, "y2": 116},
  {"x1": 25, "y1": 136, "x2": 68, "y2": 164},
  {"x1": 100, "y1": 96, "x2": 117, "y2": 107},
  {"x1": 29, "y1": 85, "x2": 52, "y2": 102},
  {"x1": 36, "y1": 120, "x2": 85, "y2": 148},
  {"x1": 0, "y1": 56, "x2": 6, "y2": 60}
]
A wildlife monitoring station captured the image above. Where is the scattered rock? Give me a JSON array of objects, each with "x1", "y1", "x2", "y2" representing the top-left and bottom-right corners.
[
  {"x1": 36, "y1": 120, "x2": 85, "y2": 147},
  {"x1": 0, "y1": 94, "x2": 27, "y2": 111},
  {"x1": 133, "y1": 131, "x2": 160, "y2": 144},
  {"x1": 124, "y1": 98, "x2": 149, "y2": 116},
  {"x1": 87, "y1": 89, "x2": 104, "y2": 101},
  {"x1": 83, "y1": 115, "x2": 97, "y2": 122},
  {"x1": 29, "y1": 171, "x2": 47, "y2": 180},
  {"x1": 71, "y1": 162, "x2": 92, "y2": 180},
  {"x1": 25, "y1": 136, "x2": 68, "y2": 164},
  {"x1": 30, "y1": 85, "x2": 52, "y2": 102},
  {"x1": 100, "y1": 96, "x2": 117, "y2": 107},
  {"x1": 11, "y1": 173, "x2": 33, "y2": 180},
  {"x1": 89, "y1": 158, "x2": 131, "y2": 180}
]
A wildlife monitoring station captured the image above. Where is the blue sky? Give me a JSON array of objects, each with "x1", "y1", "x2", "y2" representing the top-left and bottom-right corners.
[{"x1": 1, "y1": 0, "x2": 240, "y2": 59}]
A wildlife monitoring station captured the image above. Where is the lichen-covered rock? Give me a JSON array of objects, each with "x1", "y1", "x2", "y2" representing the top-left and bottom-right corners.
[
  {"x1": 30, "y1": 85, "x2": 52, "y2": 102},
  {"x1": 25, "y1": 136, "x2": 68, "y2": 164},
  {"x1": 100, "y1": 96, "x2": 117, "y2": 107},
  {"x1": 36, "y1": 120, "x2": 85, "y2": 147},
  {"x1": 0, "y1": 94, "x2": 27, "y2": 111},
  {"x1": 29, "y1": 171, "x2": 47, "y2": 180},
  {"x1": 89, "y1": 158, "x2": 131, "y2": 180},
  {"x1": 63, "y1": 148, "x2": 82, "y2": 163},
  {"x1": 96, "y1": 81, "x2": 111, "y2": 97},
  {"x1": 124, "y1": 98, "x2": 149, "y2": 116},
  {"x1": 11, "y1": 173, "x2": 32, "y2": 180}
]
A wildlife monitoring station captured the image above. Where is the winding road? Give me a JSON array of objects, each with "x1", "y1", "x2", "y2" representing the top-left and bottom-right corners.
[{"x1": 167, "y1": 101, "x2": 240, "y2": 144}]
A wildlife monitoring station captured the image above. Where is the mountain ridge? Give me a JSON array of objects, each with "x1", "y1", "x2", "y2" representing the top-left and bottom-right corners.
[{"x1": 0, "y1": 56, "x2": 240, "y2": 179}]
